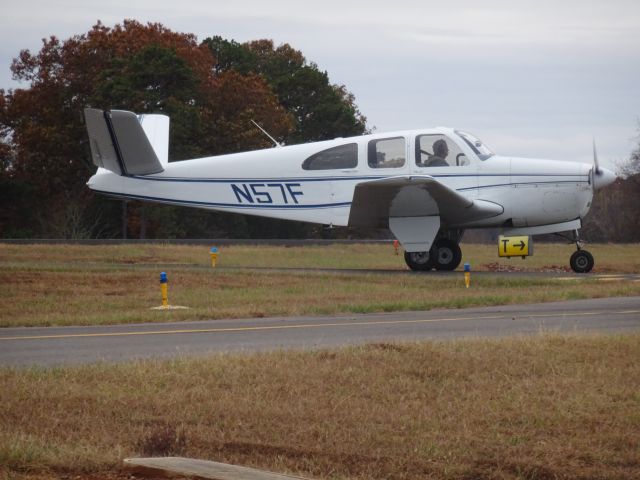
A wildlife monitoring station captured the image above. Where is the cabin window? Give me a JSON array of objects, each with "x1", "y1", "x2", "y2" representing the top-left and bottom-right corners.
[
  {"x1": 302, "y1": 143, "x2": 358, "y2": 170},
  {"x1": 368, "y1": 137, "x2": 406, "y2": 168},
  {"x1": 415, "y1": 134, "x2": 469, "y2": 167}
]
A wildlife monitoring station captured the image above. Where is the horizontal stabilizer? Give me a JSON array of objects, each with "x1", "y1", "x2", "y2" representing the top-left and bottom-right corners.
[{"x1": 84, "y1": 108, "x2": 164, "y2": 176}]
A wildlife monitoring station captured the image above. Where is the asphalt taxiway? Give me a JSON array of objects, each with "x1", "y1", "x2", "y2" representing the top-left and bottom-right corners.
[{"x1": 1, "y1": 296, "x2": 639, "y2": 367}]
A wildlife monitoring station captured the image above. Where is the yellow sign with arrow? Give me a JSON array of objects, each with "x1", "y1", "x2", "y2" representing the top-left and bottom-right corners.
[{"x1": 498, "y1": 235, "x2": 532, "y2": 258}]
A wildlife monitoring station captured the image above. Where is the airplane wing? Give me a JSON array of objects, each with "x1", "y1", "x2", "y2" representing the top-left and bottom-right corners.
[{"x1": 348, "y1": 175, "x2": 503, "y2": 228}]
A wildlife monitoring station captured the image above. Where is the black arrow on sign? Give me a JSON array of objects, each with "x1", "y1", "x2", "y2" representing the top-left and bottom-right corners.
[{"x1": 516, "y1": 240, "x2": 526, "y2": 250}]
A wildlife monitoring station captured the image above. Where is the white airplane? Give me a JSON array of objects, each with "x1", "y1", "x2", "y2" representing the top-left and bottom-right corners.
[{"x1": 84, "y1": 108, "x2": 616, "y2": 273}]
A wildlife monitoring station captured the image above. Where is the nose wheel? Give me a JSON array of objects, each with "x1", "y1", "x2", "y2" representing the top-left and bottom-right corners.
[
  {"x1": 570, "y1": 250, "x2": 594, "y2": 273},
  {"x1": 569, "y1": 230, "x2": 594, "y2": 273}
]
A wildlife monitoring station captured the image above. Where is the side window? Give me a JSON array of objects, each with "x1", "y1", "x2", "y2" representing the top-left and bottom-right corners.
[
  {"x1": 415, "y1": 134, "x2": 468, "y2": 167},
  {"x1": 368, "y1": 137, "x2": 406, "y2": 168},
  {"x1": 302, "y1": 143, "x2": 358, "y2": 170}
]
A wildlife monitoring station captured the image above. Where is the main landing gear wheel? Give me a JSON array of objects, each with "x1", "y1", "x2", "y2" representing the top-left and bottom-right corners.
[
  {"x1": 403, "y1": 239, "x2": 463, "y2": 272},
  {"x1": 404, "y1": 251, "x2": 435, "y2": 271},
  {"x1": 570, "y1": 250, "x2": 594, "y2": 273},
  {"x1": 432, "y1": 238, "x2": 462, "y2": 271}
]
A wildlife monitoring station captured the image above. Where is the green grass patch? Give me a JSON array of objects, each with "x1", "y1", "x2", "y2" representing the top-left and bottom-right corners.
[{"x1": 1, "y1": 243, "x2": 639, "y2": 327}]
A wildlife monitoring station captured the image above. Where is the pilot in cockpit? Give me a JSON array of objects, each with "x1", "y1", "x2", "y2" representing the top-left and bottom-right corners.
[{"x1": 425, "y1": 139, "x2": 449, "y2": 167}]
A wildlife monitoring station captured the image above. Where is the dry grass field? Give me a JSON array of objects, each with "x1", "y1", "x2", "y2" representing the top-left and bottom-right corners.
[
  {"x1": 1, "y1": 335, "x2": 639, "y2": 479},
  {"x1": 1, "y1": 243, "x2": 639, "y2": 327},
  {"x1": 2, "y1": 243, "x2": 640, "y2": 479},
  {"x1": 2, "y1": 241, "x2": 640, "y2": 271}
]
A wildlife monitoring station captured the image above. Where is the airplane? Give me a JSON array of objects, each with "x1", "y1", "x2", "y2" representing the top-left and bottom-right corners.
[{"x1": 83, "y1": 108, "x2": 617, "y2": 273}]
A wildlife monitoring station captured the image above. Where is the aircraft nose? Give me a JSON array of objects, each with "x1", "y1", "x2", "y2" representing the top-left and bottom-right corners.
[{"x1": 593, "y1": 167, "x2": 617, "y2": 190}]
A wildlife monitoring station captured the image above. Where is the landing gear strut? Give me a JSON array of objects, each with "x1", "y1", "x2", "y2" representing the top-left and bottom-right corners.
[
  {"x1": 404, "y1": 233, "x2": 463, "y2": 272},
  {"x1": 569, "y1": 230, "x2": 594, "y2": 273}
]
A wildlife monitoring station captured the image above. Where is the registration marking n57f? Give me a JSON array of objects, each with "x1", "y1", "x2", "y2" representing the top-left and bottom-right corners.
[{"x1": 231, "y1": 183, "x2": 304, "y2": 204}]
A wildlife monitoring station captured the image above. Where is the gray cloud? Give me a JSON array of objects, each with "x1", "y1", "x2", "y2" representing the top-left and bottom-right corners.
[{"x1": 1, "y1": 0, "x2": 639, "y2": 169}]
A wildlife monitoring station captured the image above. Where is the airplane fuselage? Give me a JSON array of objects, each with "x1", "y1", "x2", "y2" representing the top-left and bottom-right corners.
[{"x1": 87, "y1": 127, "x2": 595, "y2": 231}]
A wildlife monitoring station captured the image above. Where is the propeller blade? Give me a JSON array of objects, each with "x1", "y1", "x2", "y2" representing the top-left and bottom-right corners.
[
  {"x1": 590, "y1": 140, "x2": 617, "y2": 190},
  {"x1": 593, "y1": 137, "x2": 601, "y2": 175}
]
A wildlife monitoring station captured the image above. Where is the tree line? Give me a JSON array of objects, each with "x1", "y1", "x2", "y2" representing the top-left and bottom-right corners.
[
  {"x1": 0, "y1": 20, "x2": 366, "y2": 239},
  {"x1": 0, "y1": 20, "x2": 638, "y2": 242}
]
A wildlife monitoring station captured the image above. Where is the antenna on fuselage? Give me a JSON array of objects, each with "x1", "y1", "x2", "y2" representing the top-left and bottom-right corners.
[{"x1": 250, "y1": 120, "x2": 283, "y2": 148}]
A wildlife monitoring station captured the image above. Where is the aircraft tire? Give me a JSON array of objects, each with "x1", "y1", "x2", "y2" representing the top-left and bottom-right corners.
[
  {"x1": 433, "y1": 238, "x2": 463, "y2": 271},
  {"x1": 570, "y1": 250, "x2": 594, "y2": 273},
  {"x1": 404, "y1": 251, "x2": 435, "y2": 271}
]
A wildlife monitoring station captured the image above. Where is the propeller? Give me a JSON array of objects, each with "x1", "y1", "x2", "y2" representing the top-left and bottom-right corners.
[
  {"x1": 590, "y1": 138, "x2": 616, "y2": 190},
  {"x1": 592, "y1": 138, "x2": 601, "y2": 176}
]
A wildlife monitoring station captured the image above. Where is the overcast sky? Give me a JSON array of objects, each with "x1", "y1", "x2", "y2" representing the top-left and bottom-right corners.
[{"x1": 2, "y1": 0, "x2": 639, "y2": 170}]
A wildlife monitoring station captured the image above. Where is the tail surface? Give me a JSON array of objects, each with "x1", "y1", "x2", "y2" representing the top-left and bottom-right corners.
[{"x1": 84, "y1": 108, "x2": 168, "y2": 176}]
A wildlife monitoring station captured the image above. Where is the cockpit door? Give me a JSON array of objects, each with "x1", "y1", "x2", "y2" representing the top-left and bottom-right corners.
[{"x1": 411, "y1": 132, "x2": 478, "y2": 198}]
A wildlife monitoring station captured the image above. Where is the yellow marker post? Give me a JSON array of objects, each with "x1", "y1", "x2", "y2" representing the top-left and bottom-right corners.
[
  {"x1": 498, "y1": 235, "x2": 533, "y2": 259},
  {"x1": 160, "y1": 271, "x2": 168, "y2": 308},
  {"x1": 463, "y1": 263, "x2": 471, "y2": 288},
  {"x1": 210, "y1": 247, "x2": 219, "y2": 267},
  {"x1": 151, "y1": 272, "x2": 189, "y2": 311}
]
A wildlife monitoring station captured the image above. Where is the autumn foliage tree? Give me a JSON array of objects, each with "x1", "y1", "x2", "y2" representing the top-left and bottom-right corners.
[
  {"x1": 619, "y1": 122, "x2": 640, "y2": 177},
  {"x1": 581, "y1": 123, "x2": 640, "y2": 243},
  {"x1": 2, "y1": 21, "x2": 337, "y2": 238},
  {"x1": 204, "y1": 37, "x2": 367, "y2": 144},
  {"x1": 581, "y1": 174, "x2": 640, "y2": 242}
]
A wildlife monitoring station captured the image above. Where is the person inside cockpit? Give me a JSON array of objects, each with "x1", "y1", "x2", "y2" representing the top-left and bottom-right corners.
[{"x1": 426, "y1": 139, "x2": 449, "y2": 167}]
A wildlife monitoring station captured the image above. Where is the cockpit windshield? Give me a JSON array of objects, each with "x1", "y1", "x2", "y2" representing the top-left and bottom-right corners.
[{"x1": 455, "y1": 130, "x2": 494, "y2": 160}]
